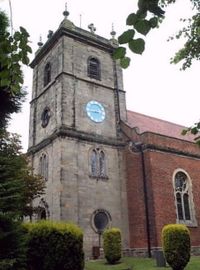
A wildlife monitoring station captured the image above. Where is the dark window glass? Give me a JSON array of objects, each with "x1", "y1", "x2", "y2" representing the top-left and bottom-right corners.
[
  {"x1": 88, "y1": 57, "x2": 101, "y2": 80},
  {"x1": 94, "y1": 211, "x2": 109, "y2": 233},
  {"x1": 184, "y1": 193, "x2": 191, "y2": 220},
  {"x1": 44, "y1": 63, "x2": 51, "y2": 86},
  {"x1": 91, "y1": 150, "x2": 98, "y2": 176},
  {"x1": 176, "y1": 193, "x2": 183, "y2": 220},
  {"x1": 99, "y1": 151, "x2": 105, "y2": 177},
  {"x1": 41, "y1": 107, "x2": 50, "y2": 128},
  {"x1": 40, "y1": 209, "x2": 47, "y2": 220}
]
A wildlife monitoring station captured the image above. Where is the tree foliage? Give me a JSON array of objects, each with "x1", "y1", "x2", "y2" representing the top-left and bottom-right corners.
[
  {"x1": 0, "y1": 131, "x2": 45, "y2": 219},
  {"x1": 116, "y1": 0, "x2": 200, "y2": 70},
  {"x1": 0, "y1": 10, "x2": 32, "y2": 129},
  {"x1": 0, "y1": 131, "x2": 45, "y2": 269}
]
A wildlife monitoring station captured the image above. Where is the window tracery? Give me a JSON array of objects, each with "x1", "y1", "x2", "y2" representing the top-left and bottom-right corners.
[
  {"x1": 90, "y1": 148, "x2": 107, "y2": 179},
  {"x1": 39, "y1": 153, "x2": 48, "y2": 181},
  {"x1": 173, "y1": 170, "x2": 197, "y2": 226}
]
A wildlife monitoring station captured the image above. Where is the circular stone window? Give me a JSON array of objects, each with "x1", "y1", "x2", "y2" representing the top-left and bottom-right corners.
[
  {"x1": 91, "y1": 209, "x2": 112, "y2": 234},
  {"x1": 41, "y1": 107, "x2": 50, "y2": 128}
]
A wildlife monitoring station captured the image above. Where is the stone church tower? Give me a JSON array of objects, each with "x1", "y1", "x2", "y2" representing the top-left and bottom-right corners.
[{"x1": 28, "y1": 9, "x2": 129, "y2": 255}]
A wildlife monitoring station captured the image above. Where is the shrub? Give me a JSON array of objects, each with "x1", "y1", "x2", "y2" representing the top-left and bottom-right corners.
[
  {"x1": 23, "y1": 220, "x2": 84, "y2": 270},
  {"x1": 0, "y1": 214, "x2": 27, "y2": 270},
  {"x1": 103, "y1": 228, "x2": 122, "y2": 264},
  {"x1": 162, "y1": 224, "x2": 190, "y2": 270}
]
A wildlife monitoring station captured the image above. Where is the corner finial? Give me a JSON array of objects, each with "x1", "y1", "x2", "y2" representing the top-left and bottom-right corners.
[
  {"x1": 88, "y1": 23, "x2": 96, "y2": 34},
  {"x1": 63, "y1": 2, "x2": 69, "y2": 18},
  {"x1": 37, "y1": 35, "x2": 43, "y2": 47},
  {"x1": 47, "y1": 30, "x2": 53, "y2": 39},
  {"x1": 110, "y1": 23, "x2": 116, "y2": 39}
]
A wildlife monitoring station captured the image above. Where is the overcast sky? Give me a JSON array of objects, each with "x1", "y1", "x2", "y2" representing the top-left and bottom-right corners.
[{"x1": 1, "y1": 0, "x2": 199, "y2": 151}]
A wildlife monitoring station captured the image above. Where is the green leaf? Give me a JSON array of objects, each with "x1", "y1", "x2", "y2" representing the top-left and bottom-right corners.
[
  {"x1": 134, "y1": 20, "x2": 151, "y2": 36},
  {"x1": 126, "y1": 13, "x2": 138, "y2": 26},
  {"x1": 22, "y1": 55, "x2": 30, "y2": 65},
  {"x1": 113, "y1": 47, "x2": 126, "y2": 60},
  {"x1": 11, "y1": 53, "x2": 20, "y2": 62},
  {"x1": 10, "y1": 84, "x2": 21, "y2": 94},
  {"x1": 191, "y1": 127, "x2": 198, "y2": 135},
  {"x1": 26, "y1": 45, "x2": 32, "y2": 53},
  {"x1": 128, "y1": 38, "x2": 145, "y2": 54},
  {"x1": 118, "y1": 30, "x2": 135, "y2": 44},
  {"x1": 20, "y1": 26, "x2": 29, "y2": 37},
  {"x1": 149, "y1": 17, "x2": 158, "y2": 28},
  {"x1": 120, "y1": 57, "x2": 131, "y2": 69},
  {"x1": 13, "y1": 31, "x2": 21, "y2": 41},
  {"x1": 0, "y1": 78, "x2": 11, "y2": 87}
]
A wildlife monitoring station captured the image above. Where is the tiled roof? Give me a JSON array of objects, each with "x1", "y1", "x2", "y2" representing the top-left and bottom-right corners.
[{"x1": 126, "y1": 110, "x2": 197, "y2": 142}]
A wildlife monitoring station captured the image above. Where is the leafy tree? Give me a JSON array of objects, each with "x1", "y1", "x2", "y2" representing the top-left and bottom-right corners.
[
  {"x1": 115, "y1": 0, "x2": 200, "y2": 139},
  {"x1": 0, "y1": 10, "x2": 32, "y2": 129},
  {"x1": 0, "y1": 213, "x2": 26, "y2": 270},
  {"x1": 115, "y1": 0, "x2": 200, "y2": 70},
  {"x1": 0, "y1": 131, "x2": 45, "y2": 269},
  {"x1": 0, "y1": 131, "x2": 46, "y2": 219}
]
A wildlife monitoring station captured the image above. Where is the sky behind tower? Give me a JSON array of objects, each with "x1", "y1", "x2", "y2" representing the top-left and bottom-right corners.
[{"x1": 0, "y1": 0, "x2": 199, "y2": 151}]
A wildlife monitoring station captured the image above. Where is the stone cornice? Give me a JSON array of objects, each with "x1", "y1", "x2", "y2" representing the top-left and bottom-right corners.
[
  {"x1": 143, "y1": 143, "x2": 200, "y2": 160},
  {"x1": 30, "y1": 26, "x2": 115, "y2": 68},
  {"x1": 28, "y1": 126, "x2": 125, "y2": 154},
  {"x1": 29, "y1": 72, "x2": 125, "y2": 104}
]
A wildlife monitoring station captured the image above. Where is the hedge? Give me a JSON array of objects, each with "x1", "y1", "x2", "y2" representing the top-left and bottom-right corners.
[{"x1": 23, "y1": 220, "x2": 84, "y2": 270}]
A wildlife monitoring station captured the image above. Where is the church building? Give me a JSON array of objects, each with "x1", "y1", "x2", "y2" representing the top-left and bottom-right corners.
[{"x1": 28, "y1": 8, "x2": 200, "y2": 257}]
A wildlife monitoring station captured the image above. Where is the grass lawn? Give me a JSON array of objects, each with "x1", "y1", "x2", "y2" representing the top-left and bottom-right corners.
[{"x1": 85, "y1": 256, "x2": 200, "y2": 270}]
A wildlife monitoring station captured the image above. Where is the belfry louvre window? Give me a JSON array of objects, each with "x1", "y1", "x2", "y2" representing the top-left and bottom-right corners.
[
  {"x1": 90, "y1": 148, "x2": 107, "y2": 179},
  {"x1": 173, "y1": 170, "x2": 196, "y2": 226},
  {"x1": 87, "y1": 57, "x2": 101, "y2": 80},
  {"x1": 39, "y1": 153, "x2": 48, "y2": 181},
  {"x1": 44, "y1": 62, "x2": 51, "y2": 87}
]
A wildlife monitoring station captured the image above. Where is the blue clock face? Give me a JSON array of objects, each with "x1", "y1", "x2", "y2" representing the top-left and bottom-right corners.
[{"x1": 86, "y1": 101, "x2": 105, "y2": 123}]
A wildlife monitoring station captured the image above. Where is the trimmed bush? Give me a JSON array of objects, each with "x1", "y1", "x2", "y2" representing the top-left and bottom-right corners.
[
  {"x1": 103, "y1": 228, "x2": 122, "y2": 264},
  {"x1": 162, "y1": 224, "x2": 190, "y2": 270},
  {"x1": 23, "y1": 220, "x2": 84, "y2": 270}
]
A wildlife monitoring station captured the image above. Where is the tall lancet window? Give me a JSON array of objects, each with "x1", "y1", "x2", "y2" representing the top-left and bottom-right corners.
[
  {"x1": 87, "y1": 57, "x2": 101, "y2": 80},
  {"x1": 173, "y1": 170, "x2": 197, "y2": 226},
  {"x1": 99, "y1": 150, "x2": 106, "y2": 177},
  {"x1": 39, "y1": 153, "x2": 48, "y2": 181},
  {"x1": 44, "y1": 62, "x2": 51, "y2": 87},
  {"x1": 91, "y1": 149, "x2": 98, "y2": 177},
  {"x1": 90, "y1": 148, "x2": 107, "y2": 180}
]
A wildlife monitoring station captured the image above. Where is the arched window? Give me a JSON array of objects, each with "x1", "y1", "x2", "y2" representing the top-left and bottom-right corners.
[
  {"x1": 44, "y1": 62, "x2": 51, "y2": 87},
  {"x1": 173, "y1": 170, "x2": 197, "y2": 226},
  {"x1": 38, "y1": 198, "x2": 50, "y2": 220},
  {"x1": 90, "y1": 148, "x2": 107, "y2": 179},
  {"x1": 41, "y1": 107, "x2": 50, "y2": 128},
  {"x1": 91, "y1": 149, "x2": 98, "y2": 177},
  {"x1": 87, "y1": 57, "x2": 101, "y2": 80},
  {"x1": 39, "y1": 153, "x2": 48, "y2": 181},
  {"x1": 99, "y1": 151, "x2": 106, "y2": 177}
]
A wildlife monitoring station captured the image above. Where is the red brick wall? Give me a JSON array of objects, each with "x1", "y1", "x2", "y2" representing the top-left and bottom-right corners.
[{"x1": 124, "y1": 127, "x2": 200, "y2": 251}]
